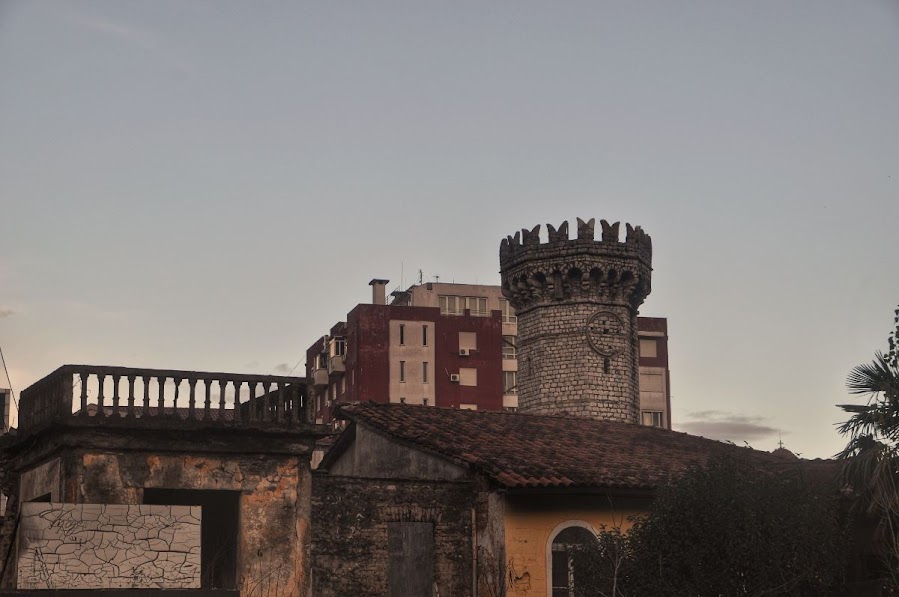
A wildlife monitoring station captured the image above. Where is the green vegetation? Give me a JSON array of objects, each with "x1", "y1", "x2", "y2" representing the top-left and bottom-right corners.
[
  {"x1": 838, "y1": 305, "x2": 899, "y2": 590},
  {"x1": 573, "y1": 455, "x2": 846, "y2": 596}
]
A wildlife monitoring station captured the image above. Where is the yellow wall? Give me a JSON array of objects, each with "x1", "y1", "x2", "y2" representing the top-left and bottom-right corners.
[{"x1": 503, "y1": 494, "x2": 651, "y2": 597}]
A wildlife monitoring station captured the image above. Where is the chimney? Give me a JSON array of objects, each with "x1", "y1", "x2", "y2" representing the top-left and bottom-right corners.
[{"x1": 369, "y1": 279, "x2": 389, "y2": 305}]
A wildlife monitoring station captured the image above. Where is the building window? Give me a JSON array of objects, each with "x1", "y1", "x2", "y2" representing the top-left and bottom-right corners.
[
  {"x1": 502, "y1": 336, "x2": 517, "y2": 359},
  {"x1": 317, "y1": 353, "x2": 327, "y2": 369},
  {"x1": 503, "y1": 371, "x2": 517, "y2": 395},
  {"x1": 642, "y1": 411, "x2": 664, "y2": 427},
  {"x1": 422, "y1": 325, "x2": 428, "y2": 346},
  {"x1": 399, "y1": 361, "x2": 406, "y2": 382},
  {"x1": 499, "y1": 298, "x2": 517, "y2": 323},
  {"x1": 423, "y1": 362, "x2": 429, "y2": 383},
  {"x1": 459, "y1": 368, "x2": 477, "y2": 387},
  {"x1": 399, "y1": 324, "x2": 405, "y2": 345},
  {"x1": 465, "y1": 296, "x2": 488, "y2": 316},
  {"x1": 423, "y1": 398, "x2": 429, "y2": 406},
  {"x1": 639, "y1": 338, "x2": 657, "y2": 358},
  {"x1": 459, "y1": 331, "x2": 477, "y2": 352},
  {"x1": 439, "y1": 295, "x2": 488, "y2": 316},
  {"x1": 550, "y1": 525, "x2": 596, "y2": 597},
  {"x1": 330, "y1": 337, "x2": 346, "y2": 357},
  {"x1": 439, "y1": 295, "x2": 462, "y2": 315},
  {"x1": 400, "y1": 397, "x2": 406, "y2": 404}
]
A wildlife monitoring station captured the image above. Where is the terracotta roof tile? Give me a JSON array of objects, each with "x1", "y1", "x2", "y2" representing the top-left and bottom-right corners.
[{"x1": 338, "y1": 403, "x2": 834, "y2": 490}]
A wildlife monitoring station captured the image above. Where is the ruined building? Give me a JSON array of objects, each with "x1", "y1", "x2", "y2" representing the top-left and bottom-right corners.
[
  {"x1": 500, "y1": 217, "x2": 652, "y2": 422},
  {"x1": 0, "y1": 366, "x2": 327, "y2": 594}
]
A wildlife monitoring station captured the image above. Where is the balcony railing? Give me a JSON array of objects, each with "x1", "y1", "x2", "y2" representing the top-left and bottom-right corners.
[{"x1": 18, "y1": 365, "x2": 311, "y2": 433}]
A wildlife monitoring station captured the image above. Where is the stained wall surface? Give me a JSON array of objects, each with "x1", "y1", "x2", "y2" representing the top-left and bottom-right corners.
[
  {"x1": 311, "y1": 475, "x2": 475, "y2": 597},
  {"x1": 502, "y1": 494, "x2": 650, "y2": 597},
  {"x1": 17, "y1": 503, "x2": 201, "y2": 590},
  {"x1": 59, "y1": 450, "x2": 309, "y2": 597}
]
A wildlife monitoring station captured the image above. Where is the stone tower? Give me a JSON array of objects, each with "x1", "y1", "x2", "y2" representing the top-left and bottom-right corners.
[{"x1": 499, "y1": 218, "x2": 652, "y2": 422}]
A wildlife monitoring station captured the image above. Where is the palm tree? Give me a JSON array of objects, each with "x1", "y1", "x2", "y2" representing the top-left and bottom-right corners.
[{"x1": 837, "y1": 306, "x2": 899, "y2": 588}]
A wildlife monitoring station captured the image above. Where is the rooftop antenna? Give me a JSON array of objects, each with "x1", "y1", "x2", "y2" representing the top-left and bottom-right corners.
[
  {"x1": 434, "y1": 275, "x2": 440, "y2": 283},
  {"x1": 418, "y1": 269, "x2": 423, "y2": 285}
]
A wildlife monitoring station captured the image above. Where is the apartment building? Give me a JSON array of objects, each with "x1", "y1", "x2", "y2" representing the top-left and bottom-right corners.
[{"x1": 305, "y1": 280, "x2": 671, "y2": 428}]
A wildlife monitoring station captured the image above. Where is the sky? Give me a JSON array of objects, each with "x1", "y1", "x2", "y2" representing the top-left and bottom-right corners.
[{"x1": 1, "y1": 1, "x2": 897, "y2": 459}]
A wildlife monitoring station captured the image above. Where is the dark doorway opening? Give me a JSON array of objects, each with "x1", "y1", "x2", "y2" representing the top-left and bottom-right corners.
[{"x1": 143, "y1": 488, "x2": 240, "y2": 590}]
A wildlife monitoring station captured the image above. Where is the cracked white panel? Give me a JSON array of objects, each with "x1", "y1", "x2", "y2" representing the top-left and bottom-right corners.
[{"x1": 17, "y1": 503, "x2": 201, "y2": 590}]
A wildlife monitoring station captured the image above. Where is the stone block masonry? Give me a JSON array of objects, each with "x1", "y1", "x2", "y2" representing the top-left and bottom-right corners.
[
  {"x1": 500, "y1": 218, "x2": 652, "y2": 422},
  {"x1": 311, "y1": 475, "x2": 476, "y2": 597}
]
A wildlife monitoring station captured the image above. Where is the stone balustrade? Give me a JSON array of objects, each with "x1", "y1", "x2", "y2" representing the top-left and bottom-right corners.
[{"x1": 18, "y1": 364, "x2": 309, "y2": 432}]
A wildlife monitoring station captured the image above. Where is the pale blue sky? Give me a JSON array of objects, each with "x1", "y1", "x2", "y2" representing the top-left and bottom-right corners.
[{"x1": 1, "y1": 1, "x2": 897, "y2": 457}]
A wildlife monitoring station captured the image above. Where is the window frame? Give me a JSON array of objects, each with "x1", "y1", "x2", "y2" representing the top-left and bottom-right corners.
[
  {"x1": 642, "y1": 410, "x2": 664, "y2": 427},
  {"x1": 502, "y1": 335, "x2": 518, "y2": 359},
  {"x1": 499, "y1": 298, "x2": 517, "y2": 323},
  {"x1": 503, "y1": 371, "x2": 517, "y2": 395},
  {"x1": 546, "y1": 521, "x2": 598, "y2": 597}
]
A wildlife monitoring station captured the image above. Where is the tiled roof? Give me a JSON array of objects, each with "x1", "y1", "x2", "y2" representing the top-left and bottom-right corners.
[{"x1": 336, "y1": 403, "x2": 835, "y2": 490}]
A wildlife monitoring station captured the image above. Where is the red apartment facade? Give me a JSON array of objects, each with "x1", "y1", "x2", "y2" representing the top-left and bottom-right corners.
[{"x1": 306, "y1": 280, "x2": 671, "y2": 429}]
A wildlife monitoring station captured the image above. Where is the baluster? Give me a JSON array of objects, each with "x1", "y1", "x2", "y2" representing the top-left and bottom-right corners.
[
  {"x1": 233, "y1": 380, "x2": 243, "y2": 423},
  {"x1": 173, "y1": 377, "x2": 181, "y2": 418},
  {"x1": 142, "y1": 376, "x2": 151, "y2": 417},
  {"x1": 127, "y1": 376, "x2": 136, "y2": 417},
  {"x1": 247, "y1": 381, "x2": 258, "y2": 422},
  {"x1": 218, "y1": 379, "x2": 227, "y2": 420},
  {"x1": 157, "y1": 376, "x2": 165, "y2": 416},
  {"x1": 188, "y1": 377, "x2": 197, "y2": 420},
  {"x1": 204, "y1": 380, "x2": 212, "y2": 421},
  {"x1": 97, "y1": 373, "x2": 106, "y2": 417},
  {"x1": 112, "y1": 374, "x2": 121, "y2": 417},
  {"x1": 80, "y1": 372, "x2": 89, "y2": 416},
  {"x1": 261, "y1": 381, "x2": 272, "y2": 423}
]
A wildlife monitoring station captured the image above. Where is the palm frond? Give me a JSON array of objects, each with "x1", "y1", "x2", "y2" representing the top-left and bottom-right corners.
[{"x1": 847, "y1": 352, "x2": 899, "y2": 396}]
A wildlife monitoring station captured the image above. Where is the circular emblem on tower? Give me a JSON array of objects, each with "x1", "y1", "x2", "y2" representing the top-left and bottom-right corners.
[{"x1": 586, "y1": 310, "x2": 626, "y2": 357}]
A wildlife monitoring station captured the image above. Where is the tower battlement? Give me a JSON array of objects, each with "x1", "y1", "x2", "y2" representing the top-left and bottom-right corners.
[
  {"x1": 500, "y1": 218, "x2": 652, "y2": 316},
  {"x1": 498, "y1": 217, "x2": 653, "y2": 423},
  {"x1": 500, "y1": 217, "x2": 652, "y2": 271}
]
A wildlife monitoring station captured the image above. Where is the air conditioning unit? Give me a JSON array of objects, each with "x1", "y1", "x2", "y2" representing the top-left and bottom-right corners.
[
  {"x1": 459, "y1": 348, "x2": 470, "y2": 356},
  {"x1": 450, "y1": 374, "x2": 461, "y2": 383}
]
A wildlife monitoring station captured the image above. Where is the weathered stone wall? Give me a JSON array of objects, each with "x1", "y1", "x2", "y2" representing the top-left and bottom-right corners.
[
  {"x1": 67, "y1": 450, "x2": 307, "y2": 597},
  {"x1": 499, "y1": 218, "x2": 652, "y2": 422},
  {"x1": 17, "y1": 503, "x2": 201, "y2": 590},
  {"x1": 19, "y1": 458, "x2": 60, "y2": 503},
  {"x1": 311, "y1": 475, "x2": 476, "y2": 597}
]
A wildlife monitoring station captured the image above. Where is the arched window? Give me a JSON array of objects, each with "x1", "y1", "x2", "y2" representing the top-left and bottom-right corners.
[{"x1": 550, "y1": 524, "x2": 596, "y2": 597}]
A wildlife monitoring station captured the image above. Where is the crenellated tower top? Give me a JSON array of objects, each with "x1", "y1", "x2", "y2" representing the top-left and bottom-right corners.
[
  {"x1": 499, "y1": 217, "x2": 653, "y2": 423},
  {"x1": 500, "y1": 218, "x2": 652, "y2": 315}
]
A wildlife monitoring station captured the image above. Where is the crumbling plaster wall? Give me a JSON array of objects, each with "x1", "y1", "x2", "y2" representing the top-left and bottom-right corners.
[
  {"x1": 311, "y1": 475, "x2": 476, "y2": 597},
  {"x1": 64, "y1": 450, "x2": 310, "y2": 597},
  {"x1": 17, "y1": 502, "x2": 201, "y2": 590}
]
